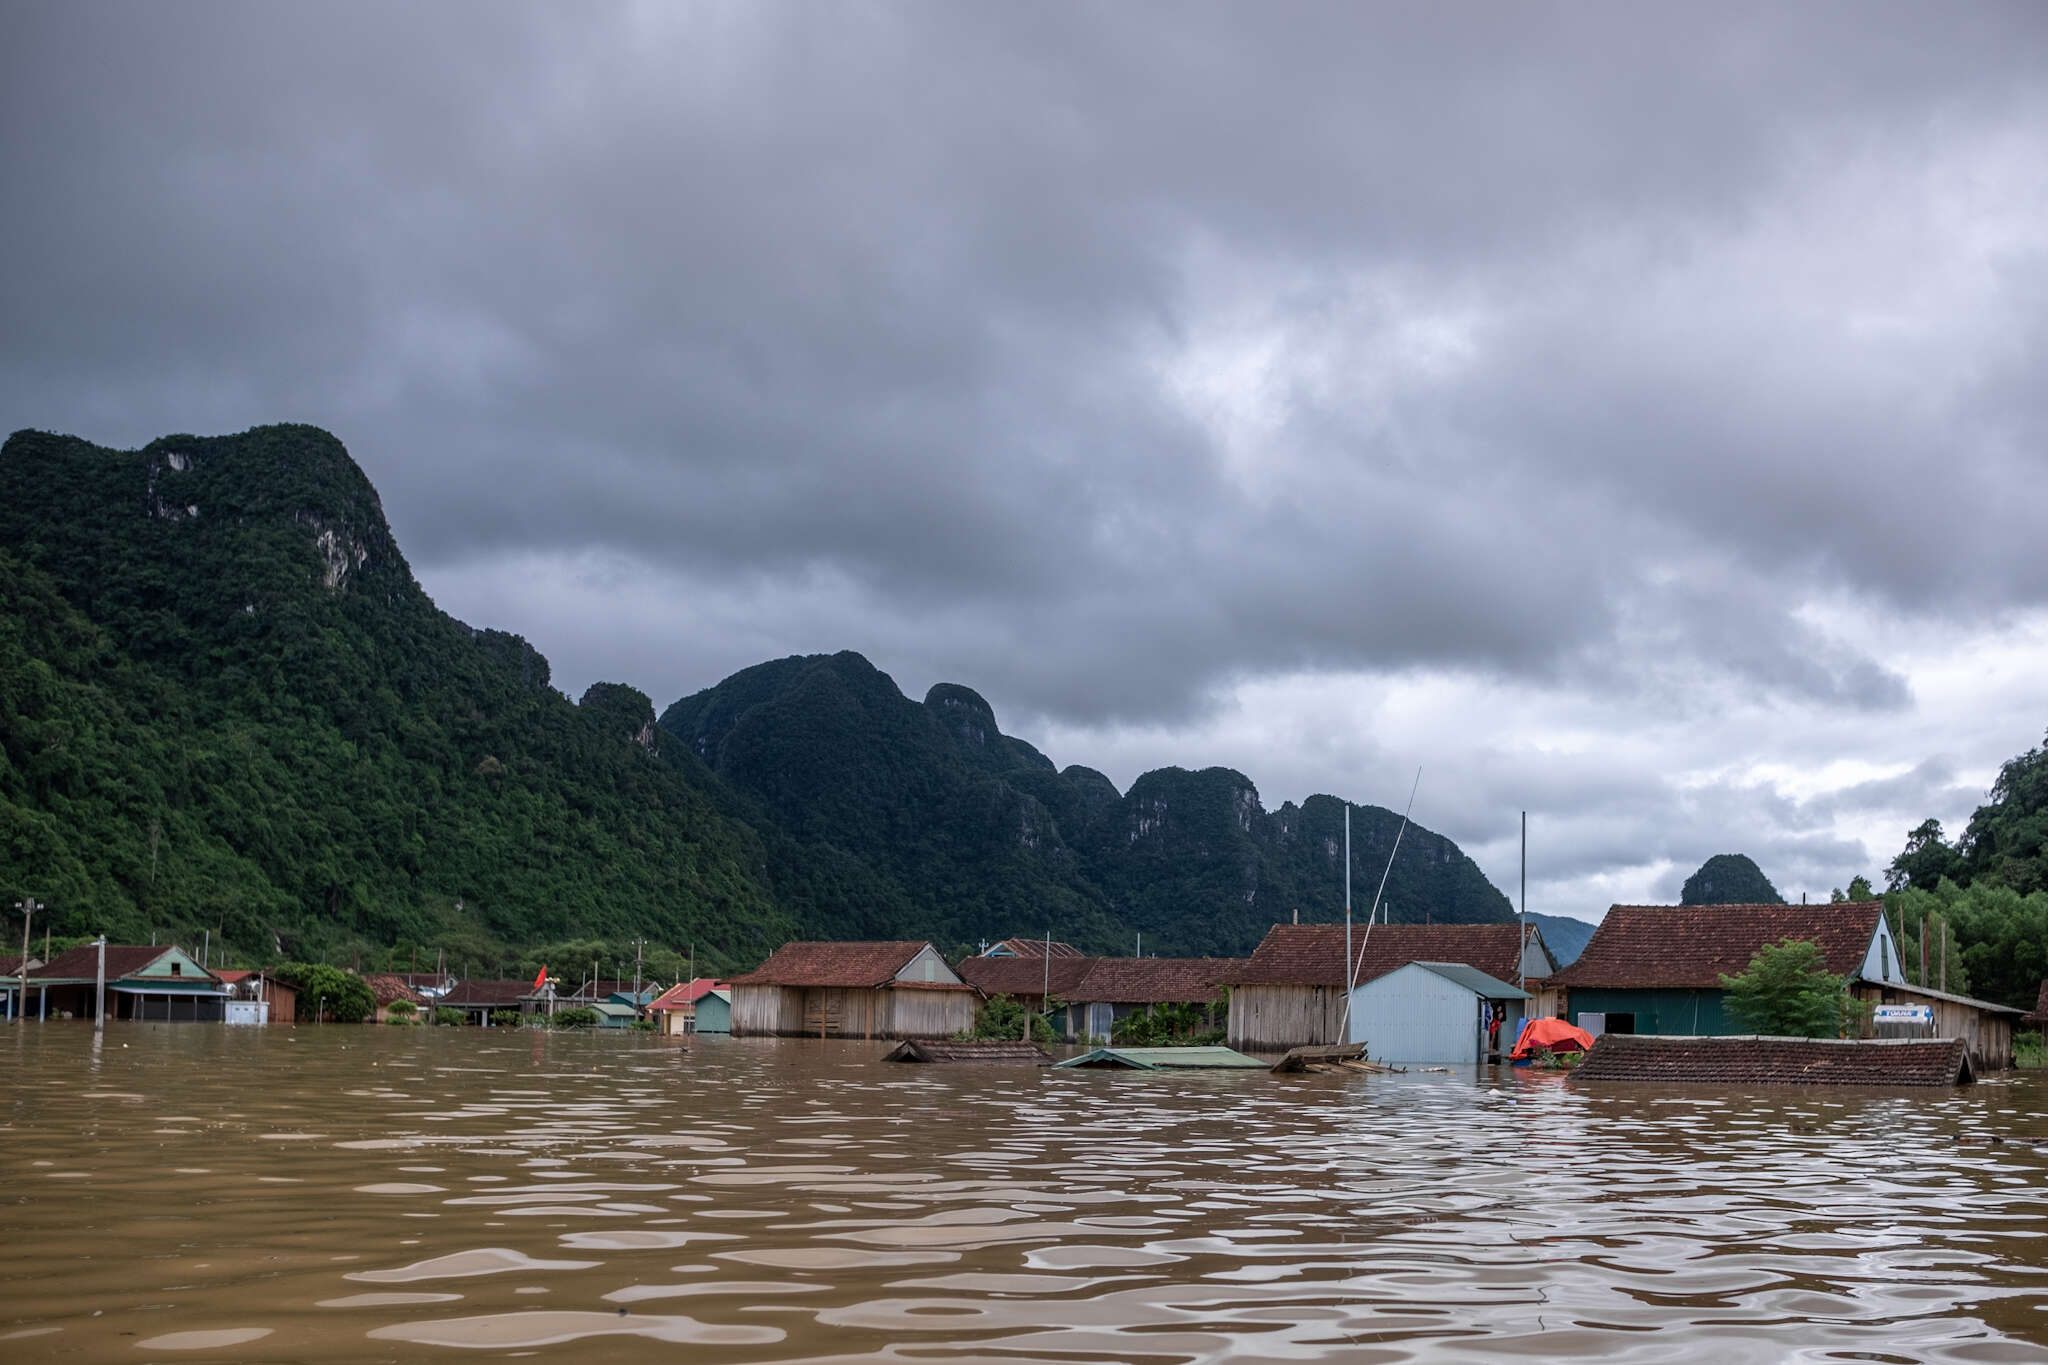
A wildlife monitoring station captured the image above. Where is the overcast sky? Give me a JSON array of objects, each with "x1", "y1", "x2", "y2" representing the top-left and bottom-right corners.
[{"x1": 6, "y1": 3, "x2": 2046, "y2": 919}]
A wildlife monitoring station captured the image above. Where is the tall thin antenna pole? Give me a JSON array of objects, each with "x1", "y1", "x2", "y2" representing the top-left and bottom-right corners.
[
  {"x1": 1341, "y1": 803, "x2": 1351, "y2": 1045},
  {"x1": 1341, "y1": 768, "x2": 1422, "y2": 1042},
  {"x1": 1520, "y1": 810, "x2": 1528, "y2": 994}
]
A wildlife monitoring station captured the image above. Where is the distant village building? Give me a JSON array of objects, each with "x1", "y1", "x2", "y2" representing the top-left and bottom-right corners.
[
  {"x1": 1, "y1": 953, "x2": 40, "y2": 1020},
  {"x1": 438, "y1": 979, "x2": 541, "y2": 1025},
  {"x1": 25, "y1": 945, "x2": 227, "y2": 1022},
  {"x1": 729, "y1": 941, "x2": 975, "y2": 1039},
  {"x1": 361, "y1": 974, "x2": 428, "y2": 1023},
  {"x1": 1225, "y1": 923, "x2": 1555, "y2": 1053},
  {"x1": 211, "y1": 969, "x2": 296, "y2": 1025},
  {"x1": 647, "y1": 978, "x2": 731, "y2": 1035},
  {"x1": 1347, "y1": 961, "x2": 1531, "y2": 1065}
]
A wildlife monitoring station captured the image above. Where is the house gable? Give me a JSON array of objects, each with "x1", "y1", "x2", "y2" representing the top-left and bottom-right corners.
[{"x1": 892, "y1": 944, "x2": 963, "y2": 987}]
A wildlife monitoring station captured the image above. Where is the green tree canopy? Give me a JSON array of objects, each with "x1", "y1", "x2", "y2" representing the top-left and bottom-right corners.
[
  {"x1": 1681, "y1": 854, "x2": 1784, "y2": 905},
  {"x1": 1718, "y1": 938, "x2": 1853, "y2": 1037},
  {"x1": 1887, "y1": 819, "x2": 1959, "y2": 893},
  {"x1": 274, "y1": 962, "x2": 376, "y2": 1022}
]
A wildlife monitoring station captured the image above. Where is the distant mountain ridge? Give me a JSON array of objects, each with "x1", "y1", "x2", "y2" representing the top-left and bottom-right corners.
[
  {"x1": 661, "y1": 652, "x2": 1516, "y2": 955},
  {"x1": 1, "y1": 423, "x2": 1517, "y2": 967}
]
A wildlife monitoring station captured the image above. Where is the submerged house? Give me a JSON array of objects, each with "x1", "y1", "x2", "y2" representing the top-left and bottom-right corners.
[
  {"x1": 955, "y1": 954, "x2": 1099, "y2": 1038},
  {"x1": 1538, "y1": 899, "x2": 2024, "y2": 1066},
  {"x1": 27, "y1": 945, "x2": 226, "y2": 1022},
  {"x1": 729, "y1": 941, "x2": 976, "y2": 1039},
  {"x1": 1066, "y1": 957, "x2": 1241, "y2": 1042},
  {"x1": 647, "y1": 978, "x2": 732, "y2": 1035},
  {"x1": 1347, "y1": 961, "x2": 1532, "y2": 1065},
  {"x1": 438, "y1": 978, "x2": 543, "y2": 1025},
  {"x1": 1225, "y1": 922, "x2": 1555, "y2": 1053},
  {"x1": 361, "y1": 974, "x2": 428, "y2": 1023}
]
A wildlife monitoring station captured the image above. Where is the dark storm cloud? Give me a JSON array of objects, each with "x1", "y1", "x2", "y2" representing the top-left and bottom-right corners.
[{"x1": 3, "y1": 1, "x2": 2046, "y2": 733}]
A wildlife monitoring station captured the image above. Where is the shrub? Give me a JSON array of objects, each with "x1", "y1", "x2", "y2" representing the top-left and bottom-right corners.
[
  {"x1": 2017, "y1": 1031, "x2": 2046, "y2": 1069},
  {"x1": 550, "y1": 1006, "x2": 600, "y2": 1029},
  {"x1": 274, "y1": 962, "x2": 377, "y2": 1023},
  {"x1": 388, "y1": 999, "x2": 416, "y2": 1016},
  {"x1": 962, "y1": 995, "x2": 1056, "y2": 1044},
  {"x1": 490, "y1": 1009, "x2": 521, "y2": 1027},
  {"x1": 1719, "y1": 938, "x2": 1858, "y2": 1037},
  {"x1": 433, "y1": 1006, "x2": 464, "y2": 1026}
]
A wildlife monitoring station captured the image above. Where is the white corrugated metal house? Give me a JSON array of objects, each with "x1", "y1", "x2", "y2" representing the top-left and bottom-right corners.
[{"x1": 1345, "y1": 961, "x2": 1531, "y2": 1065}]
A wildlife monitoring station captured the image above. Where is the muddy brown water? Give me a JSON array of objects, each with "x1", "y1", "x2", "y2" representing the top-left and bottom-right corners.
[{"x1": 4, "y1": 1027, "x2": 2047, "y2": 1363}]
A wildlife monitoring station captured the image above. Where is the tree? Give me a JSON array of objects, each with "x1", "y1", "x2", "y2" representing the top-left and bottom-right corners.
[
  {"x1": 274, "y1": 961, "x2": 376, "y2": 1022},
  {"x1": 1681, "y1": 854, "x2": 1784, "y2": 906},
  {"x1": 1830, "y1": 876, "x2": 1876, "y2": 903},
  {"x1": 1719, "y1": 939, "x2": 1854, "y2": 1037},
  {"x1": 1887, "y1": 819, "x2": 1958, "y2": 893}
]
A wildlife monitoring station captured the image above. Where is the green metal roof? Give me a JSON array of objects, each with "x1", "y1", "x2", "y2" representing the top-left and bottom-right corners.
[
  {"x1": 1053, "y1": 1046, "x2": 1267, "y2": 1070},
  {"x1": 1405, "y1": 961, "x2": 1531, "y2": 1000}
]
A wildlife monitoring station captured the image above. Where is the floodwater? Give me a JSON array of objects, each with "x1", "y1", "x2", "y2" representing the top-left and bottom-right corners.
[{"x1": 3, "y1": 1029, "x2": 2047, "y2": 1364}]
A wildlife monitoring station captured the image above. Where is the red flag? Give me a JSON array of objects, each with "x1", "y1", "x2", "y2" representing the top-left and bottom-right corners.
[{"x1": 532, "y1": 966, "x2": 547, "y2": 993}]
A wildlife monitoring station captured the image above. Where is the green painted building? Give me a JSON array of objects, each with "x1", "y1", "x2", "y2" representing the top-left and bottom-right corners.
[{"x1": 1550, "y1": 901, "x2": 1905, "y2": 1037}]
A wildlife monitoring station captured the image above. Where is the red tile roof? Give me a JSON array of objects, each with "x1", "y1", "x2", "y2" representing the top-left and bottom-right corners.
[
  {"x1": 729, "y1": 941, "x2": 938, "y2": 989},
  {"x1": 361, "y1": 973, "x2": 428, "y2": 1007},
  {"x1": 988, "y1": 938, "x2": 1084, "y2": 958},
  {"x1": 31, "y1": 945, "x2": 203, "y2": 982},
  {"x1": 1068, "y1": 957, "x2": 1241, "y2": 1005},
  {"x1": 1227, "y1": 923, "x2": 1534, "y2": 989},
  {"x1": 956, "y1": 955, "x2": 1099, "y2": 999},
  {"x1": 1549, "y1": 903, "x2": 1882, "y2": 990},
  {"x1": 1573, "y1": 1034, "x2": 1973, "y2": 1087},
  {"x1": 0, "y1": 955, "x2": 25, "y2": 977},
  {"x1": 440, "y1": 978, "x2": 538, "y2": 1007},
  {"x1": 648, "y1": 978, "x2": 731, "y2": 1011},
  {"x1": 2026, "y1": 979, "x2": 2048, "y2": 1025},
  {"x1": 211, "y1": 969, "x2": 255, "y2": 984}
]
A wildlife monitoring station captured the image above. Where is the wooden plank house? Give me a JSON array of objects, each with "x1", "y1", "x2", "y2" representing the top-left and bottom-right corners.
[
  {"x1": 1225, "y1": 922, "x2": 1554, "y2": 1053},
  {"x1": 25, "y1": 945, "x2": 228, "y2": 1022},
  {"x1": 728, "y1": 941, "x2": 976, "y2": 1039}
]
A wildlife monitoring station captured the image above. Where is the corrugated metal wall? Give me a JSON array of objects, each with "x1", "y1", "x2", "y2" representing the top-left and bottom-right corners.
[{"x1": 1345, "y1": 965, "x2": 1515, "y2": 1065}]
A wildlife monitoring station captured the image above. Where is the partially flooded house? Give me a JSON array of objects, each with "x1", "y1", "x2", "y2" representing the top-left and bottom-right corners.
[
  {"x1": 1226, "y1": 922, "x2": 1554, "y2": 1053},
  {"x1": 1548, "y1": 901, "x2": 1904, "y2": 1037},
  {"x1": 955, "y1": 953, "x2": 1099, "y2": 1038},
  {"x1": 729, "y1": 941, "x2": 976, "y2": 1039},
  {"x1": 26, "y1": 945, "x2": 226, "y2": 1022},
  {"x1": 1066, "y1": 957, "x2": 1240, "y2": 1042}
]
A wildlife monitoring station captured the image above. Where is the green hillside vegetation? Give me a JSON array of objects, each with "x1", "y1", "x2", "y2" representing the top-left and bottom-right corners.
[
  {"x1": 0, "y1": 426, "x2": 798, "y2": 970},
  {"x1": 1877, "y1": 733, "x2": 2048, "y2": 1009},
  {"x1": 2, "y1": 424, "x2": 1516, "y2": 972}
]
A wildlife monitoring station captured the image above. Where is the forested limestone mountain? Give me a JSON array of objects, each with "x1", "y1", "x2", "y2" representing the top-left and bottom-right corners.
[
  {"x1": 0, "y1": 425, "x2": 797, "y2": 969},
  {"x1": 1679, "y1": 853, "x2": 1784, "y2": 906},
  {"x1": 2, "y1": 424, "x2": 1514, "y2": 968},
  {"x1": 661, "y1": 653, "x2": 1515, "y2": 955}
]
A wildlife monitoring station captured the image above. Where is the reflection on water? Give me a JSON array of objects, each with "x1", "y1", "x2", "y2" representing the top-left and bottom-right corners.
[{"x1": 3, "y1": 1026, "x2": 2046, "y2": 1362}]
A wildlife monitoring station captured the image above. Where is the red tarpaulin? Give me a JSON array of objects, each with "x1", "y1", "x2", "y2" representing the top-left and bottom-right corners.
[{"x1": 1511, "y1": 1017, "x2": 1596, "y2": 1061}]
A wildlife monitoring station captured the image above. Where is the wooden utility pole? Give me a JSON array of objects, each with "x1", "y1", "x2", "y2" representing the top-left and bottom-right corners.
[
  {"x1": 93, "y1": 934, "x2": 106, "y2": 1030},
  {"x1": 12, "y1": 897, "x2": 35, "y2": 1024}
]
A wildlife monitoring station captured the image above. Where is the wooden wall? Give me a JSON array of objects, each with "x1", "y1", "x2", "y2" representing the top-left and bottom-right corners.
[
  {"x1": 1228, "y1": 984, "x2": 1345, "y2": 1053},
  {"x1": 732, "y1": 984, "x2": 975, "y2": 1039},
  {"x1": 1853, "y1": 983, "x2": 2014, "y2": 1070}
]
